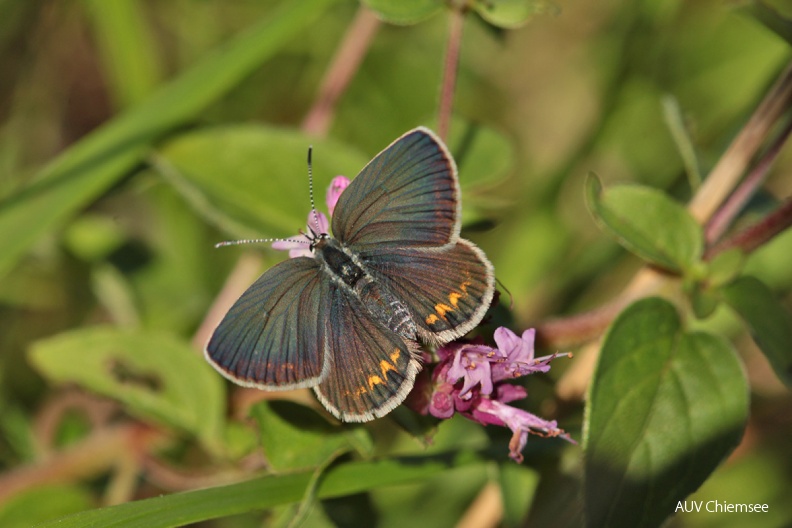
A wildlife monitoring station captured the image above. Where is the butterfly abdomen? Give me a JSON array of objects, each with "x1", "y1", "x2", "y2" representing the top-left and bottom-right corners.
[
  {"x1": 356, "y1": 280, "x2": 416, "y2": 340},
  {"x1": 316, "y1": 236, "x2": 416, "y2": 341}
]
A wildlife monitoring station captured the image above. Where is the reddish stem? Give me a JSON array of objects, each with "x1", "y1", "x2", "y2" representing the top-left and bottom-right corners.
[
  {"x1": 688, "y1": 61, "x2": 792, "y2": 223},
  {"x1": 706, "y1": 196, "x2": 792, "y2": 259},
  {"x1": 438, "y1": 6, "x2": 465, "y2": 141},
  {"x1": 301, "y1": 6, "x2": 380, "y2": 137},
  {"x1": 706, "y1": 119, "x2": 792, "y2": 244}
]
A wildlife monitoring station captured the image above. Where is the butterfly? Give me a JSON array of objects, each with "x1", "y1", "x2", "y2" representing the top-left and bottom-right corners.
[{"x1": 205, "y1": 127, "x2": 495, "y2": 422}]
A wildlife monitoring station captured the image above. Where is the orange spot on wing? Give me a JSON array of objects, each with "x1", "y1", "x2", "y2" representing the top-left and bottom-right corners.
[
  {"x1": 434, "y1": 303, "x2": 454, "y2": 319},
  {"x1": 380, "y1": 359, "x2": 397, "y2": 377},
  {"x1": 367, "y1": 374, "x2": 384, "y2": 390},
  {"x1": 427, "y1": 277, "x2": 475, "y2": 326},
  {"x1": 452, "y1": 278, "x2": 473, "y2": 305},
  {"x1": 390, "y1": 349, "x2": 401, "y2": 363},
  {"x1": 448, "y1": 292, "x2": 463, "y2": 308}
]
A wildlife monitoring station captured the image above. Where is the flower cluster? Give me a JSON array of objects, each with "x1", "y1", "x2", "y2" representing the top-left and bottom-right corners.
[{"x1": 412, "y1": 327, "x2": 574, "y2": 462}]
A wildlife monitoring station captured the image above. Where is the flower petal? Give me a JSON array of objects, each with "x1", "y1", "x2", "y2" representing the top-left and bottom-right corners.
[
  {"x1": 474, "y1": 398, "x2": 574, "y2": 462},
  {"x1": 494, "y1": 327, "x2": 535, "y2": 363},
  {"x1": 305, "y1": 210, "x2": 329, "y2": 234},
  {"x1": 326, "y1": 176, "x2": 350, "y2": 216}
]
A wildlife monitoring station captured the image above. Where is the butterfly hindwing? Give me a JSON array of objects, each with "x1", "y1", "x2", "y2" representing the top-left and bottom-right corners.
[
  {"x1": 313, "y1": 285, "x2": 421, "y2": 422},
  {"x1": 205, "y1": 257, "x2": 329, "y2": 389},
  {"x1": 331, "y1": 127, "x2": 459, "y2": 251},
  {"x1": 359, "y1": 239, "x2": 495, "y2": 344}
]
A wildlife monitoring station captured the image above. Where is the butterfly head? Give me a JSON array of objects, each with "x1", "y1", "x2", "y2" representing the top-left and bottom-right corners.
[{"x1": 307, "y1": 230, "x2": 330, "y2": 252}]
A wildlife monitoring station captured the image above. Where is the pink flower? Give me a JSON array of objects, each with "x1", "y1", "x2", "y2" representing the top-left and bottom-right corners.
[
  {"x1": 270, "y1": 210, "x2": 328, "y2": 258},
  {"x1": 414, "y1": 327, "x2": 574, "y2": 463},
  {"x1": 326, "y1": 175, "x2": 350, "y2": 216}
]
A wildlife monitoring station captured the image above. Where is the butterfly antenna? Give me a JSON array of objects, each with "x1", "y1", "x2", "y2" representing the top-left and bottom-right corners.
[
  {"x1": 307, "y1": 146, "x2": 322, "y2": 233},
  {"x1": 214, "y1": 236, "x2": 309, "y2": 249},
  {"x1": 496, "y1": 277, "x2": 514, "y2": 310}
]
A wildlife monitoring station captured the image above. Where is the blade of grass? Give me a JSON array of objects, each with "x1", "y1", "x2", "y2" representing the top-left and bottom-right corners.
[
  {"x1": 82, "y1": 0, "x2": 162, "y2": 108},
  {"x1": 661, "y1": 95, "x2": 701, "y2": 191},
  {"x1": 34, "y1": 451, "x2": 482, "y2": 528},
  {"x1": 0, "y1": 0, "x2": 336, "y2": 280}
]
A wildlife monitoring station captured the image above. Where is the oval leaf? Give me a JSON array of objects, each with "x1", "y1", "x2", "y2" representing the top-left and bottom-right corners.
[
  {"x1": 28, "y1": 328, "x2": 226, "y2": 452},
  {"x1": 447, "y1": 119, "x2": 516, "y2": 224},
  {"x1": 584, "y1": 297, "x2": 748, "y2": 528},
  {"x1": 585, "y1": 174, "x2": 703, "y2": 272},
  {"x1": 362, "y1": 0, "x2": 443, "y2": 25},
  {"x1": 0, "y1": 485, "x2": 94, "y2": 528},
  {"x1": 721, "y1": 275, "x2": 792, "y2": 387},
  {"x1": 156, "y1": 125, "x2": 369, "y2": 238},
  {"x1": 250, "y1": 400, "x2": 373, "y2": 472}
]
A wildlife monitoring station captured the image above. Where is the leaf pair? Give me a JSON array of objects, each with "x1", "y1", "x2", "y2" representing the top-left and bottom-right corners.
[
  {"x1": 583, "y1": 174, "x2": 792, "y2": 526},
  {"x1": 586, "y1": 174, "x2": 792, "y2": 388}
]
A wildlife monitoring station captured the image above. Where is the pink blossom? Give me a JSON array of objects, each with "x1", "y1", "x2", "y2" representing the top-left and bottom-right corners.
[{"x1": 413, "y1": 326, "x2": 574, "y2": 463}]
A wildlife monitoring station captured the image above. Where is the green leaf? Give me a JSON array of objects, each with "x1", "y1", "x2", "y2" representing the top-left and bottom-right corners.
[
  {"x1": 661, "y1": 95, "x2": 701, "y2": 190},
  {"x1": 63, "y1": 213, "x2": 128, "y2": 262},
  {"x1": 585, "y1": 173, "x2": 704, "y2": 272},
  {"x1": 362, "y1": 0, "x2": 443, "y2": 25},
  {"x1": 154, "y1": 125, "x2": 369, "y2": 238},
  {"x1": 685, "y1": 249, "x2": 744, "y2": 320},
  {"x1": 472, "y1": 0, "x2": 556, "y2": 28},
  {"x1": 28, "y1": 328, "x2": 226, "y2": 452},
  {"x1": 0, "y1": 0, "x2": 336, "y2": 281},
  {"x1": 706, "y1": 248, "x2": 745, "y2": 287},
  {"x1": 34, "y1": 452, "x2": 483, "y2": 528},
  {"x1": 498, "y1": 463, "x2": 540, "y2": 528},
  {"x1": 690, "y1": 285, "x2": 719, "y2": 320},
  {"x1": 221, "y1": 421, "x2": 259, "y2": 461},
  {"x1": 0, "y1": 485, "x2": 94, "y2": 528},
  {"x1": 721, "y1": 275, "x2": 792, "y2": 387},
  {"x1": 449, "y1": 120, "x2": 515, "y2": 190},
  {"x1": 251, "y1": 400, "x2": 373, "y2": 471},
  {"x1": 447, "y1": 120, "x2": 516, "y2": 224},
  {"x1": 584, "y1": 297, "x2": 748, "y2": 528}
]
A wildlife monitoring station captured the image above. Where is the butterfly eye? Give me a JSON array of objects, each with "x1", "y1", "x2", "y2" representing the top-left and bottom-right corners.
[{"x1": 310, "y1": 232, "x2": 329, "y2": 251}]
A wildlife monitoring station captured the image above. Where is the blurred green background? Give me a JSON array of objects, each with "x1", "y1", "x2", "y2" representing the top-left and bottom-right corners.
[{"x1": 1, "y1": 0, "x2": 791, "y2": 526}]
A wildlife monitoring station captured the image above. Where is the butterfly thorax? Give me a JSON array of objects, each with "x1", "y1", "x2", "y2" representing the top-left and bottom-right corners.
[{"x1": 313, "y1": 235, "x2": 416, "y2": 340}]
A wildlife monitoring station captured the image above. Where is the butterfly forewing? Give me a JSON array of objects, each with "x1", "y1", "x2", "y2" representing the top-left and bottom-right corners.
[
  {"x1": 205, "y1": 258, "x2": 330, "y2": 389},
  {"x1": 360, "y1": 240, "x2": 494, "y2": 344},
  {"x1": 331, "y1": 127, "x2": 459, "y2": 251},
  {"x1": 313, "y1": 285, "x2": 421, "y2": 422}
]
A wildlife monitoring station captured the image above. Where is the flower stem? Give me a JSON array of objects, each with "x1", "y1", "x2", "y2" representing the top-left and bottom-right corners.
[
  {"x1": 688, "y1": 60, "x2": 792, "y2": 223},
  {"x1": 438, "y1": 6, "x2": 465, "y2": 141},
  {"x1": 301, "y1": 5, "x2": 381, "y2": 137},
  {"x1": 706, "y1": 196, "x2": 792, "y2": 259},
  {"x1": 706, "y1": 118, "x2": 792, "y2": 244}
]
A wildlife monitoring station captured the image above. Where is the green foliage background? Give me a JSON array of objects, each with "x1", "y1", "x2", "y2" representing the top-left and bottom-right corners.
[{"x1": 0, "y1": 0, "x2": 791, "y2": 527}]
